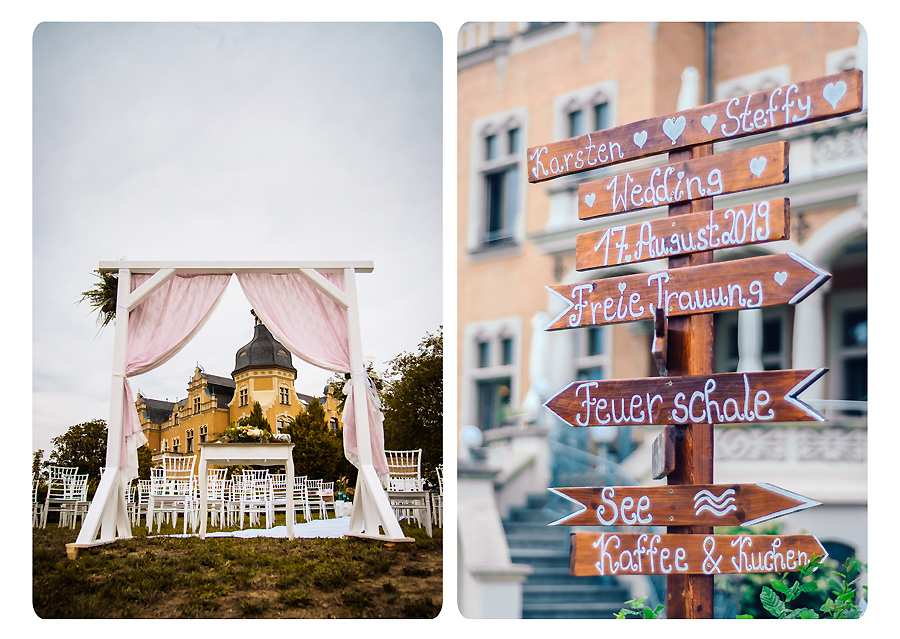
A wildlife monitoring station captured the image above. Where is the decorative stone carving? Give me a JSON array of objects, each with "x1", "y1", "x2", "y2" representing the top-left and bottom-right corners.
[
  {"x1": 813, "y1": 126, "x2": 867, "y2": 164},
  {"x1": 714, "y1": 427, "x2": 866, "y2": 463},
  {"x1": 715, "y1": 428, "x2": 784, "y2": 461},
  {"x1": 797, "y1": 428, "x2": 866, "y2": 462}
]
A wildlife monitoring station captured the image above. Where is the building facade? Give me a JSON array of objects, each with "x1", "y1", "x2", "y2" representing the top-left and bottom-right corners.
[
  {"x1": 457, "y1": 22, "x2": 867, "y2": 618},
  {"x1": 136, "y1": 322, "x2": 324, "y2": 458}
]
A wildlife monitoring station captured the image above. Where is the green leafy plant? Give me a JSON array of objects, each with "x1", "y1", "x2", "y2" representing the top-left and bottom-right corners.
[
  {"x1": 79, "y1": 269, "x2": 118, "y2": 329},
  {"x1": 736, "y1": 555, "x2": 866, "y2": 619},
  {"x1": 614, "y1": 597, "x2": 665, "y2": 619},
  {"x1": 748, "y1": 554, "x2": 824, "y2": 619},
  {"x1": 820, "y1": 557, "x2": 867, "y2": 619}
]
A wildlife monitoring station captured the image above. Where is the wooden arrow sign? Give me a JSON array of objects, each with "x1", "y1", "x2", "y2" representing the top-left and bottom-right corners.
[
  {"x1": 548, "y1": 483, "x2": 821, "y2": 527},
  {"x1": 576, "y1": 198, "x2": 790, "y2": 271},
  {"x1": 546, "y1": 253, "x2": 829, "y2": 330},
  {"x1": 577, "y1": 142, "x2": 788, "y2": 220},
  {"x1": 544, "y1": 368, "x2": 827, "y2": 427},
  {"x1": 526, "y1": 69, "x2": 862, "y2": 183},
  {"x1": 569, "y1": 532, "x2": 827, "y2": 576}
]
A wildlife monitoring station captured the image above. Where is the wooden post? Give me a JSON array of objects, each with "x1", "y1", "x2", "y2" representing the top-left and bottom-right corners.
[{"x1": 665, "y1": 143, "x2": 715, "y2": 619}]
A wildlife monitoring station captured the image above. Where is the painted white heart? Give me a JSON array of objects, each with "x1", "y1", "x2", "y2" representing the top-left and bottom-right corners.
[
  {"x1": 633, "y1": 130, "x2": 648, "y2": 149},
  {"x1": 662, "y1": 116, "x2": 686, "y2": 143},
  {"x1": 584, "y1": 193, "x2": 596, "y2": 208},
  {"x1": 531, "y1": 166, "x2": 539, "y2": 179},
  {"x1": 749, "y1": 157, "x2": 767, "y2": 177},
  {"x1": 823, "y1": 81, "x2": 847, "y2": 109},
  {"x1": 700, "y1": 114, "x2": 717, "y2": 134},
  {"x1": 618, "y1": 282, "x2": 627, "y2": 294},
  {"x1": 774, "y1": 271, "x2": 788, "y2": 286}
]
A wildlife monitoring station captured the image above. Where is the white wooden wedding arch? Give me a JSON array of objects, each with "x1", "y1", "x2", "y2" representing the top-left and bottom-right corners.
[{"x1": 67, "y1": 261, "x2": 407, "y2": 558}]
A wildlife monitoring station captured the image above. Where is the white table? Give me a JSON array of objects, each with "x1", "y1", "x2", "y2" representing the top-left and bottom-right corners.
[{"x1": 198, "y1": 442, "x2": 295, "y2": 539}]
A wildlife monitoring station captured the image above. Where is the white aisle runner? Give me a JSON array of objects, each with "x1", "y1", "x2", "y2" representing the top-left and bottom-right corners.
[{"x1": 163, "y1": 516, "x2": 352, "y2": 539}]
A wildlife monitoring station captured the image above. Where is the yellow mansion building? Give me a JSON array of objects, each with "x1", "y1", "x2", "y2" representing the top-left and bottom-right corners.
[{"x1": 136, "y1": 321, "x2": 341, "y2": 458}]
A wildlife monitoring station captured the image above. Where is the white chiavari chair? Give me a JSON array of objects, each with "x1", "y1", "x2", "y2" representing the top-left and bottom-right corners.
[
  {"x1": 306, "y1": 479, "x2": 326, "y2": 520},
  {"x1": 237, "y1": 469, "x2": 273, "y2": 529},
  {"x1": 40, "y1": 466, "x2": 79, "y2": 528},
  {"x1": 146, "y1": 455, "x2": 197, "y2": 534},
  {"x1": 205, "y1": 468, "x2": 229, "y2": 528},
  {"x1": 385, "y1": 449, "x2": 432, "y2": 536},
  {"x1": 32, "y1": 474, "x2": 43, "y2": 527},
  {"x1": 432, "y1": 465, "x2": 443, "y2": 529},
  {"x1": 293, "y1": 475, "x2": 311, "y2": 524}
]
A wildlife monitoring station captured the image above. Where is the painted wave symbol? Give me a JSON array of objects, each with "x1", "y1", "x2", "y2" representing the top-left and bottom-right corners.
[{"x1": 694, "y1": 488, "x2": 737, "y2": 517}]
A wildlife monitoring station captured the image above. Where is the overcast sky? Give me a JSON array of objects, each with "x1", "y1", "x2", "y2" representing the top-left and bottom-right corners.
[{"x1": 31, "y1": 22, "x2": 442, "y2": 454}]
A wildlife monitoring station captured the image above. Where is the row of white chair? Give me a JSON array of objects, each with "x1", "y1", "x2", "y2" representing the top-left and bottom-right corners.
[
  {"x1": 33, "y1": 464, "x2": 340, "y2": 534},
  {"x1": 135, "y1": 467, "x2": 339, "y2": 534},
  {"x1": 35, "y1": 459, "x2": 446, "y2": 534}
]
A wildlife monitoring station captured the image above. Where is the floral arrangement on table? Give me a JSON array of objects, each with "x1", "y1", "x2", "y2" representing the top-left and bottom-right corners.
[
  {"x1": 215, "y1": 424, "x2": 291, "y2": 444},
  {"x1": 336, "y1": 476, "x2": 354, "y2": 501}
]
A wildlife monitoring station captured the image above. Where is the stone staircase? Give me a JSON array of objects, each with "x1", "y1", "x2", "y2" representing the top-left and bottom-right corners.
[{"x1": 503, "y1": 492, "x2": 632, "y2": 619}]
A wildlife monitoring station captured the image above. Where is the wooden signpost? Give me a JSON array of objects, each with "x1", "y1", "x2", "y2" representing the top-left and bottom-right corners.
[
  {"x1": 527, "y1": 69, "x2": 862, "y2": 183},
  {"x1": 575, "y1": 198, "x2": 790, "y2": 270},
  {"x1": 528, "y1": 69, "x2": 862, "y2": 618},
  {"x1": 569, "y1": 533, "x2": 828, "y2": 576},
  {"x1": 546, "y1": 253, "x2": 830, "y2": 330},
  {"x1": 577, "y1": 141, "x2": 789, "y2": 219},
  {"x1": 548, "y1": 484, "x2": 821, "y2": 527},
  {"x1": 544, "y1": 368, "x2": 827, "y2": 428}
]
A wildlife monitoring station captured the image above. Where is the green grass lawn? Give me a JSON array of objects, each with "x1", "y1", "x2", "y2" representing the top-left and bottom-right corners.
[{"x1": 33, "y1": 513, "x2": 442, "y2": 619}]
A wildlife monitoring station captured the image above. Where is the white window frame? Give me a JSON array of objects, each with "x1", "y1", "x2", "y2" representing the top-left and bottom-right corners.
[
  {"x1": 829, "y1": 289, "x2": 867, "y2": 401},
  {"x1": 714, "y1": 307, "x2": 791, "y2": 373},
  {"x1": 574, "y1": 325, "x2": 611, "y2": 380},
  {"x1": 458, "y1": 22, "x2": 497, "y2": 54},
  {"x1": 826, "y1": 45, "x2": 860, "y2": 74},
  {"x1": 715, "y1": 65, "x2": 790, "y2": 102},
  {"x1": 552, "y1": 79, "x2": 618, "y2": 142},
  {"x1": 467, "y1": 107, "x2": 528, "y2": 258},
  {"x1": 462, "y1": 317, "x2": 523, "y2": 430}
]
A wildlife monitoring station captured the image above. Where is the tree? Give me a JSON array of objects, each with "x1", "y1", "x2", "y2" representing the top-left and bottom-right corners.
[
  {"x1": 47, "y1": 419, "x2": 108, "y2": 494},
  {"x1": 237, "y1": 401, "x2": 272, "y2": 432},
  {"x1": 380, "y1": 327, "x2": 443, "y2": 486},
  {"x1": 137, "y1": 443, "x2": 153, "y2": 480},
  {"x1": 282, "y1": 398, "x2": 354, "y2": 484},
  {"x1": 32, "y1": 449, "x2": 45, "y2": 477}
]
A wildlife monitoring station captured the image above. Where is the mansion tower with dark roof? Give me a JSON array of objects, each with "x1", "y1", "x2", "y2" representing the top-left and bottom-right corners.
[{"x1": 136, "y1": 322, "x2": 314, "y2": 457}]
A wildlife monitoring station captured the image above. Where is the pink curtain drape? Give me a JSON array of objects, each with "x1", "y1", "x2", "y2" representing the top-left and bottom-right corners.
[
  {"x1": 339, "y1": 373, "x2": 389, "y2": 478},
  {"x1": 236, "y1": 271, "x2": 390, "y2": 479},
  {"x1": 119, "y1": 273, "x2": 231, "y2": 483},
  {"x1": 236, "y1": 271, "x2": 349, "y2": 372}
]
